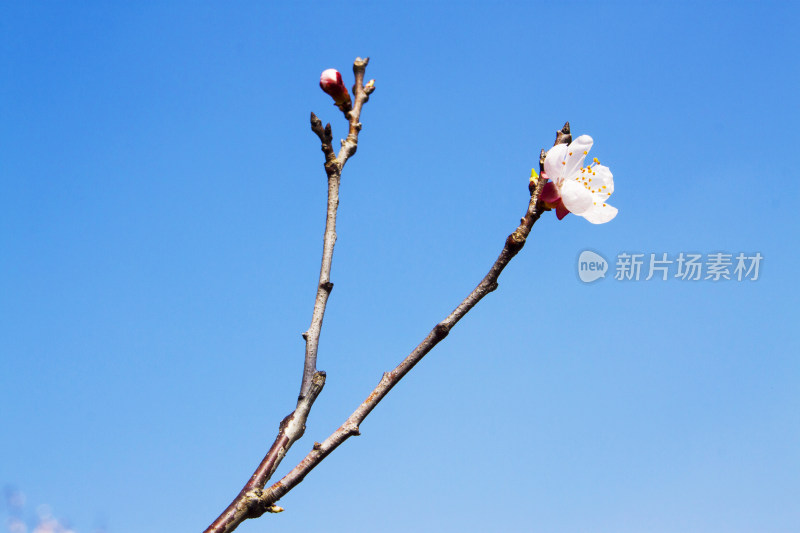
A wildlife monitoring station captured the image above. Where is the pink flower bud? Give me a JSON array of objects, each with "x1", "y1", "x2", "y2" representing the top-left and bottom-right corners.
[{"x1": 319, "y1": 68, "x2": 352, "y2": 110}]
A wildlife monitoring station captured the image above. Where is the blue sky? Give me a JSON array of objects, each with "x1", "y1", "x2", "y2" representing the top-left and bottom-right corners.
[{"x1": 1, "y1": 1, "x2": 798, "y2": 532}]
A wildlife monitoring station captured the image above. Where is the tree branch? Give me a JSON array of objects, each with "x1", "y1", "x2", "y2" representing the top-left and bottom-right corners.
[
  {"x1": 301, "y1": 57, "x2": 374, "y2": 397},
  {"x1": 248, "y1": 122, "x2": 575, "y2": 513},
  {"x1": 338, "y1": 57, "x2": 375, "y2": 165},
  {"x1": 203, "y1": 57, "x2": 375, "y2": 533}
]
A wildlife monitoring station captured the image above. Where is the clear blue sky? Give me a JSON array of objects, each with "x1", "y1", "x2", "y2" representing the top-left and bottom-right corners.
[{"x1": 1, "y1": 2, "x2": 798, "y2": 532}]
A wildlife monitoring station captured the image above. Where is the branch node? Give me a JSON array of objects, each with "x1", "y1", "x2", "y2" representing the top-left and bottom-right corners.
[
  {"x1": 554, "y1": 122, "x2": 572, "y2": 146},
  {"x1": 278, "y1": 412, "x2": 294, "y2": 432},
  {"x1": 313, "y1": 442, "x2": 322, "y2": 450},
  {"x1": 324, "y1": 160, "x2": 338, "y2": 176},
  {"x1": 306, "y1": 371, "x2": 327, "y2": 399},
  {"x1": 320, "y1": 281, "x2": 334, "y2": 292},
  {"x1": 301, "y1": 331, "x2": 309, "y2": 340},
  {"x1": 505, "y1": 229, "x2": 526, "y2": 252},
  {"x1": 434, "y1": 323, "x2": 450, "y2": 338}
]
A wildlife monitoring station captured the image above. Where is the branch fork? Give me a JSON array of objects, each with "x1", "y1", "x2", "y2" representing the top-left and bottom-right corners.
[{"x1": 205, "y1": 55, "x2": 572, "y2": 533}]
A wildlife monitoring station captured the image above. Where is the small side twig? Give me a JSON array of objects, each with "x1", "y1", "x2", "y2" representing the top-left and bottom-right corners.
[
  {"x1": 301, "y1": 57, "x2": 374, "y2": 397},
  {"x1": 203, "y1": 57, "x2": 375, "y2": 533},
  {"x1": 338, "y1": 57, "x2": 375, "y2": 164},
  {"x1": 250, "y1": 122, "x2": 575, "y2": 512}
]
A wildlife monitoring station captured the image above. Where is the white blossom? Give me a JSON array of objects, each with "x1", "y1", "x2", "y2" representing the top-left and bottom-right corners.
[{"x1": 542, "y1": 135, "x2": 617, "y2": 224}]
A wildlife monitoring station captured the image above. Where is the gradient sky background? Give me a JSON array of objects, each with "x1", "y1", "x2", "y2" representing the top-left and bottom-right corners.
[{"x1": 1, "y1": 2, "x2": 799, "y2": 532}]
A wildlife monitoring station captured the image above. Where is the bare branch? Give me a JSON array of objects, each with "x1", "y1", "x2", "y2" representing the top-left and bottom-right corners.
[
  {"x1": 251, "y1": 126, "x2": 568, "y2": 510},
  {"x1": 339, "y1": 57, "x2": 374, "y2": 166},
  {"x1": 203, "y1": 56, "x2": 375, "y2": 533},
  {"x1": 205, "y1": 50, "x2": 568, "y2": 532},
  {"x1": 301, "y1": 56, "x2": 373, "y2": 398},
  {"x1": 203, "y1": 371, "x2": 325, "y2": 532},
  {"x1": 310, "y1": 112, "x2": 336, "y2": 177}
]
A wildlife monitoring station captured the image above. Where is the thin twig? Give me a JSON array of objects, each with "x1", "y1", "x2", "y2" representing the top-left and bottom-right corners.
[
  {"x1": 203, "y1": 57, "x2": 375, "y2": 533},
  {"x1": 301, "y1": 57, "x2": 375, "y2": 397},
  {"x1": 246, "y1": 122, "x2": 574, "y2": 513}
]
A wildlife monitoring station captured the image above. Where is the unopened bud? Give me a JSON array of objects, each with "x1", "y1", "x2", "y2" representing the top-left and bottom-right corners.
[{"x1": 319, "y1": 68, "x2": 352, "y2": 111}]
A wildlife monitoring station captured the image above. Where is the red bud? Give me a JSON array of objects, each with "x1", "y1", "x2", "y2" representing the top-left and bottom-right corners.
[{"x1": 319, "y1": 68, "x2": 352, "y2": 111}]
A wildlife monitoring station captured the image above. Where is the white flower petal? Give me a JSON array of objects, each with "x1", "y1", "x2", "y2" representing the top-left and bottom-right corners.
[
  {"x1": 544, "y1": 144, "x2": 569, "y2": 183},
  {"x1": 589, "y1": 164, "x2": 613, "y2": 197},
  {"x1": 581, "y1": 202, "x2": 618, "y2": 224},
  {"x1": 564, "y1": 135, "x2": 593, "y2": 178},
  {"x1": 575, "y1": 163, "x2": 614, "y2": 202},
  {"x1": 592, "y1": 190, "x2": 611, "y2": 204},
  {"x1": 560, "y1": 179, "x2": 593, "y2": 214}
]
